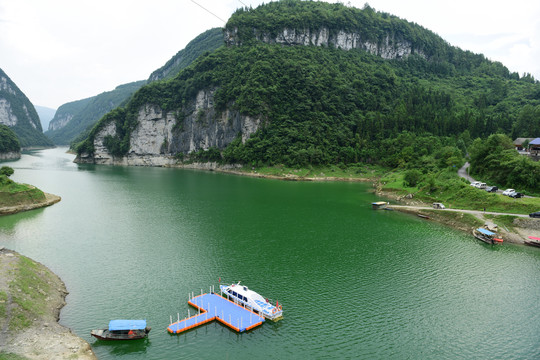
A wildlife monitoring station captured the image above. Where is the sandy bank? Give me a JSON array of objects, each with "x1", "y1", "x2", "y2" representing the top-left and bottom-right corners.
[
  {"x1": 0, "y1": 192, "x2": 61, "y2": 216},
  {"x1": 0, "y1": 248, "x2": 96, "y2": 359}
]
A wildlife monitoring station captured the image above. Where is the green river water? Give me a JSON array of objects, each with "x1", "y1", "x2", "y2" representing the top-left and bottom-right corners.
[{"x1": 1, "y1": 148, "x2": 539, "y2": 359}]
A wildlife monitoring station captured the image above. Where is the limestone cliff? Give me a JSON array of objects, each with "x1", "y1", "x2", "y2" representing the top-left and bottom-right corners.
[
  {"x1": 0, "y1": 151, "x2": 20, "y2": 160},
  {"x1": 225, "y1": 27, "x2": 425, "y2": 60},
  {"x1": 75, "y1": 89, "x2": 260, "y2": 166},
  {"x1": 0, "y1": 68, "x2": 52, "y2": 147}
]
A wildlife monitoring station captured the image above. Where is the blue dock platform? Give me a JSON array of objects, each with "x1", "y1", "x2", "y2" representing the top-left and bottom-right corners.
[{"x1": 167, "y1": 293, "x2": 265, "y2": 334}]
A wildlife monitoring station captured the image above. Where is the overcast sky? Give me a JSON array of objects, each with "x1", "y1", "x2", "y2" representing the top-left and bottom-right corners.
[{"x1": 1, "y1": 0, "x2": 539, "y2": 110}]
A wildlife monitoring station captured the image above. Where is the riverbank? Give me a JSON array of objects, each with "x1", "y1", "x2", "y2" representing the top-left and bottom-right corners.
[
  {"x1": 174, "y1": 162, "x2": 382, "y2": 182},
  {"x1": 181, "y1": 163, "x2": 540, "y2": 244},
  {"x1": 0, "y1": 192, "x2": 61, "y2": 216},
  {"x1": 0, "y1": 248, "x2": 96, "y2": 359},
  {"x1": 376, "y1": 190, "x2": 540, "y2": 245}
]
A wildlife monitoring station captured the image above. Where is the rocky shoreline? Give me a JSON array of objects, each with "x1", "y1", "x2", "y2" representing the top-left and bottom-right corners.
[
  {"x1": 0, "y1": 248, "x2": 96, "y2": 359},
  {"x1": 374, "y1": 190, "x2": 540, "y2": 245},
  {"x1": 182, "y1": 164, "x2": 540, "y2": 244},
  {"x1": 0, "y1": 192, "x2": 61, "y2": 216}
]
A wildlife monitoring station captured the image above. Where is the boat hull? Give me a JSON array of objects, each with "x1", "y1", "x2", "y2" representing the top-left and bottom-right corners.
[
  {"x1": 91, "y1": 328, "x2": 150, "y2": 340},
  {"x1": 472, "y1": 229, "x2": 500, "y2": 245},
  {"x1": 524, "y1": 241, "x2": 540, "y2": 248}
]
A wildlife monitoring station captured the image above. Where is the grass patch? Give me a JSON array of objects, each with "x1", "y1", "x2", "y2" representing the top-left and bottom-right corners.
[
  {"x1": 0, "y1": 188, "x2": 45, "y2": 207},
  {"x1": 240, "y1": 163, "x2": 386, "y2": 180},
  {"x1": 422, "y1": 209, "x2": 484, "y2": 229},
  {"x1": 8, "y1": 256, "x2": 51, "y2": 331},
  {"x1": 0, "y1": 352, "x2": 30, "y2": 360},
  {"x1": 485, "y1": 214, "x2": 519, "y2": 232},
  {"x1": 380, "y1": 169, "x2": 540, "y2": 215},
  {"x1": 0, "y1": 290, "x2": 7, "y2": 318}
]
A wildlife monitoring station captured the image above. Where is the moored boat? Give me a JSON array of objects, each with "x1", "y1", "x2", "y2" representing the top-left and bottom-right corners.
[
  {"x1": 91, "y1": 320, "x2": 151, "y2": 340},
  {"x1": 473, "y1": 228, "x2": 503, "y2": 245},
  {"x1": 524, "y1": 236, "x2": 540, "y2": 248},
  {"x1": 220, "y1": 282, "x2": 283, "y2": 321}
]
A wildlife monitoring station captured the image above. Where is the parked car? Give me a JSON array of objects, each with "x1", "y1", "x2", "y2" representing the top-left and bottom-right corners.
[
  {"x1": 529, "y1": 211, "x2": 540, "y2": 218},
  {"x1": 509, "y1": 191, "x2": 524, "y2": 198},
  {"x1": 485, "y1": 186, "x2": 498, "y2": 193},
  {"x1": 432, "y1": 202, "x2": 446, "y2": 209},
  {"x1": 470, "y1": 181, "x2": 481, "y2": 188},
  {"x1": 478, "y1": 183, "x2": 487, "y2": 189},
  {"x1": 502, "y1": 189, "x2": 515, "y2": 196}
]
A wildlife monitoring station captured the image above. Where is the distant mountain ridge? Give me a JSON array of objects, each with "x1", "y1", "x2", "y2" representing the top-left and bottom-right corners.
[
  {"x1": 45, "y1": 81, "x2": 145, "y2": 145},
  {"x1": 35, "y1": 105, "x2": 56, "y2": 132},
  {"x1": 48, "y1": 28, "x2": 224, "y2": 146},
  {"x1": 0, "y1": 68, "x2": 53, "y2": 147}
]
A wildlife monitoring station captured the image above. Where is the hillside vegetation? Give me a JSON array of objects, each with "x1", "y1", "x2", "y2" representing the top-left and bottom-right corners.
[
  {"x1": 0, "y1": 125, "x2": 20, "y2": 153},
  {"x1": 46, "y1": 81, "x2": 145, "y2": 145},
  {"x1": 55, "y1": 28, "x2": 224, "y2": 147},
  {"x1": 148, "y1": 27, "x2": 224, "y2": 82},
  {"x1": 0, "y1": 68, "x2": 53, "y2": 148},
  {"x1": 76, "y1": 1, "x2": 540, "y2": 190}
]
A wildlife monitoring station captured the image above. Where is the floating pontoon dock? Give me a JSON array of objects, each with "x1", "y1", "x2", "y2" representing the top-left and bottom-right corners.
[{"x1": 167, "y1": 291, "x2": 265, "y2": 334}]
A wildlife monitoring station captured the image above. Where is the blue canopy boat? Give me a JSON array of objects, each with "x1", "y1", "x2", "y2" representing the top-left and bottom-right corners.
[
  {"x1": 91, "y1": 320, "x2": 151, "y2": 340},
  {"x1": 473, "y1": 228, "x2": 503, "y2": 245}
]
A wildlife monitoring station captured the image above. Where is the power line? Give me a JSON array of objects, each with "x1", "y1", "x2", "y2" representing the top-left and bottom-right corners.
[{"x1": 190, "y1": 0, "x2": 226, "y2": 23}]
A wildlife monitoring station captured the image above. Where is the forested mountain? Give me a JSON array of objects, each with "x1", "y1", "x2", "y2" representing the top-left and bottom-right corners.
[
  {"x1": 0, "y1": 68, "x2": 53, "y2": 147},
  {"x1": 45, "y1": 81, "x2": 145, "y2": 145},
  {"x1": 148, "y1": 28, "x2": 223, "y2": 82},
  {"x1": 75, "y1": 1, "x2": 540, "y2": 169},
  {"x1": 49, "y1": 28, "x2": 224, "y2": 146}
]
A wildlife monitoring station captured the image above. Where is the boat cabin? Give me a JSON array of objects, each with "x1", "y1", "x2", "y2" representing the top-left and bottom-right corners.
[{"x1": 372, "y1": 201, "x2": 388, "y2": 210}]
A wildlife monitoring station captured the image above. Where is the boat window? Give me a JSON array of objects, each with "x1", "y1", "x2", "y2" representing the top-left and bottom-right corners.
[{"x1": 232, "y1": 291, "x2": 237, "y2": 297}]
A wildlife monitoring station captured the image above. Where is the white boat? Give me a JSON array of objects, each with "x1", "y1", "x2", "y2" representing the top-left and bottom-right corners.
[{"x1": 220, "y1": 282, "x2": 283, "y2": 321}]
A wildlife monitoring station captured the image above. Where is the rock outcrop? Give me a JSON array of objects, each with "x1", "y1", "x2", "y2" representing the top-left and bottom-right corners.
[
  {"x1": 225, "y1": 27, "x2": 426, "y2": 60},
  {"x1": 76, "y1": 89, "x2": 261, "y2": 166},
  {"x1": 0, "y1": 68, "x2": 52, "y2": 147},
  {"x1": 0, "y1": 151, "x2": 21, "y2": 160}
]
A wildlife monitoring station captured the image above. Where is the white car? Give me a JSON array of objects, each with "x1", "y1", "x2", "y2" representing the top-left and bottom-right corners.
[
  {"x1": 502, "y1": 189, "x2": 515, "y2": 196},
  {"x1": 470, "y1": 181, "x2": 481, "y2": 188}
]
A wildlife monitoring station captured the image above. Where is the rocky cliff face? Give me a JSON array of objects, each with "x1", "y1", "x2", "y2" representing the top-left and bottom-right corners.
[
  {"x1": 0, "y1": 151, "x2": 21, "y2": 160},
  {"x1": 76, "y1": 89, "x2": 260, "y2": 166},
  {"x1": 48, "y1": 113, "x2": 73, "y2": 131},
  {"x1": 225, "y1": 27, "x2": 425, "y2": 60},
  {"x1": 0, "y1": 76, "x2": 40, "y2": 130},
  {"x1": 0, "y1": 68, "x2": 51, "y2": 147}
]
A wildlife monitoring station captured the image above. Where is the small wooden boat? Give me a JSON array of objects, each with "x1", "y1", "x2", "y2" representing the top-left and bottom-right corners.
[
  {"x1": 473, "y1": 228, "x2": 503, "y2": 245},
  {"x1": 417, "y1": 214, "x2": 430, "y2": 219},
  {"x1": 91, "y1": 320, "x2": 151, "y2": 340},
  {"x1": 524, "y1": 236, "x2": 540, "y2": 248}
]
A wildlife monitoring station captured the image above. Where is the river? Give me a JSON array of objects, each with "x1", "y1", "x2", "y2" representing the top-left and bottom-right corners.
[{"x1": 1, "y1": 147, "x2": 539, "y2": 359}]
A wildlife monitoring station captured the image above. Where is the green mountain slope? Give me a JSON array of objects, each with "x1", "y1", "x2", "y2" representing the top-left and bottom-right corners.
[
  {"x1": 0, "y1": 68, "x2": 53, "y2": 147},
  {"x1": 148, "y1": 27, "x2": 224, "y2": 82},
  {"x1": 45, "y1": 81, "x2": 145, "y2": 145},
  {"x1": 76, "y1": 1, "x2": 540, "y2": 168},
  {"x1": 49, "y1": 28, "x2": 224, "y2": 146}
]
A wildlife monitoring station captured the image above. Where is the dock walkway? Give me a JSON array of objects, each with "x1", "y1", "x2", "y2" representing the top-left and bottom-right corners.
[{"x1": 167, "y1": 293, "x2": 265, "y2": 334}]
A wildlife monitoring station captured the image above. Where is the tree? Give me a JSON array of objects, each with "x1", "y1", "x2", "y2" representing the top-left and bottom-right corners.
[
  {"x1": 403, "y1": 169, "x2": 422, "y2": 187},
  {"x1": 0, "y1": 166, "x2": 14, "y2": 177}
]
